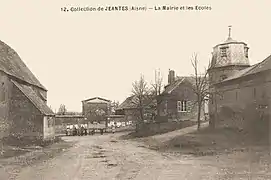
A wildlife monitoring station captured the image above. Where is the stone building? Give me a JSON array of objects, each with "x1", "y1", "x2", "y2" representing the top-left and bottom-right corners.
[
  {"x1": 0, "y1": 40, "x2": 55, "y2": 142},
  {"x1": 208, "y1": 27, "x2": 271, "y2": 137},
  {"x1": 82, "y1": 97, "x2": 111, "y2": 123},
  {"x1": 156, "y1": 70, "x2": 207, "y2": 122}
]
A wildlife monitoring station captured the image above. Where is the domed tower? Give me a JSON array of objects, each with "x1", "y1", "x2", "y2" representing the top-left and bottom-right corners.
[{"x1": 208, "y1": 26, "x2": 250, "y2": 86}]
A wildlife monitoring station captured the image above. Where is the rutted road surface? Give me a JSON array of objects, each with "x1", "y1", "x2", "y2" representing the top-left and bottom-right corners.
[
  {"x1": 0, "y1": 133, "x2": 217, "y2": 180},
  {"x1": 1, "y1": 131, "x2": 270, "y2": 179}
]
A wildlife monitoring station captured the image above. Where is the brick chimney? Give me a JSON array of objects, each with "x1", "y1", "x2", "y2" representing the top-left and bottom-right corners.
[{"x1": 168, "y1": 69, "x2": 175, "y2": 84}]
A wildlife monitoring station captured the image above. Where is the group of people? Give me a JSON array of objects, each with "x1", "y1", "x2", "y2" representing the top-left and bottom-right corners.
[
  {"x1": 65, "y1": 123, "x2": 116, "y2": 136},
  {"x1": 65, "y1": 124, "x2": 89, "y2": 136}
]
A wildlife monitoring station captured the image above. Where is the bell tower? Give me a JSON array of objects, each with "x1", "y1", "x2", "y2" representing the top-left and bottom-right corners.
[{"x1": 208, "y1": 26, "x2": 250, "y2": 86}]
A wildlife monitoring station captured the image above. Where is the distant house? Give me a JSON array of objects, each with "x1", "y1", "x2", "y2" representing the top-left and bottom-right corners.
[
  {"x1": 157, "y1": 70, "x2": 207, "y2": 121},
  {"x1": 82, "y1": 97, "x2": 111, "y2": 123},
  {"x1": 0, "y1": 40, "x2": 55, "y2": 141},
  {"x1": 115, "y1": 95, "x2": 156, "y2": 122}
]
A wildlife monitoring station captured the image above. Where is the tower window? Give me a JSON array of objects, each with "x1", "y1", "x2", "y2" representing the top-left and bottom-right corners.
[
  {"x1": 244, "y1": 47, "x2": 249, "y2": 58},
  {"x1": 220, "y1": 47, "x2": 227, "y2": 57}
]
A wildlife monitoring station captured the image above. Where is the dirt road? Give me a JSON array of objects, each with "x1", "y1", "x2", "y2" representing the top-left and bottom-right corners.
[{"x1": 1, "y1": 130, "x2": 271, "y2": 179}]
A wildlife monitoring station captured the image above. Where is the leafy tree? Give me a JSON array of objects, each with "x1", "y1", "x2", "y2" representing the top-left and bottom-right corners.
[{"x1": 57, "y1": 104, "x2": 67, "y2": 115}]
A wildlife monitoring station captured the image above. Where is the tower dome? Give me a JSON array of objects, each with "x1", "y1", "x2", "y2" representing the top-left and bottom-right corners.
[
  {"x1": 210, "y1": 26, "x2": 250, "y2": 68},
  {"x1": 208, "y1": 26, "x2": 251, "y2": 85}
]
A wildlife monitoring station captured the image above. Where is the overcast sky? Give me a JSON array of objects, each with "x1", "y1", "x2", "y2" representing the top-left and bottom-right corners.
[{"x1": 0, "y1": 0, "x2": 270, "y2": 112}]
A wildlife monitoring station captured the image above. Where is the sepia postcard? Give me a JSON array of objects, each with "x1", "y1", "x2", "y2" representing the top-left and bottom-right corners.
[{"x1": 0, "y1": 0, "x2": 271, "y2": 179}]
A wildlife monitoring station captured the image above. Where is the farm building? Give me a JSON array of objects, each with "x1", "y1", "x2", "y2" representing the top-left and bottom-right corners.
[{"x1": 0, "y1": 40, "x2": 55, "y2": 142}]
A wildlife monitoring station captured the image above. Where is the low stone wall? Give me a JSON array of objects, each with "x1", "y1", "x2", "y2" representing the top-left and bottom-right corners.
[{"x1": 135, "y1": 120, "x2": 197, "y2": 137}]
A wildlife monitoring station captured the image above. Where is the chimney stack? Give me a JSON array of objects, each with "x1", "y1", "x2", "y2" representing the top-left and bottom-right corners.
[{"x1": 168, "y1": 69, "x2": 175, "y2": 84}]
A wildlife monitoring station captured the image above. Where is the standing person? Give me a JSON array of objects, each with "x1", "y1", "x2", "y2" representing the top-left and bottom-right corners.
[
  {"x1": 112, "y1": 124, "x2": 115, "y2": 134},
  {"x1": 80, "y1": 125, "x2": 84, "y2": 136},
  {"x1": 84, "y1": 124, "x2": 88, "y2": 136},
  {"x1": 91, "y1": 128, "x2": 95, "y2": 135},
  {"x1": 72, "y1": 125, "x2": 76, "y2": 136},
  {"x1": 65, "y1": 125, "x2": 69, "y2": 136}
]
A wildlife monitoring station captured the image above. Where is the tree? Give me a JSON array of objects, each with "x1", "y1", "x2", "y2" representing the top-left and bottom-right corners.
[
  {"x1": 111, "y1": 101, "x2": 120, "y2": 114},
  {"x1": 150, "y1": 69, "x2": 163, "y2": 118},
  {"x1": 131, "y1": 74, "x2": 152, "y2": 122},
  {"x1": 191, "y1": 53, "x2": 223, "y2": 130},
  {"x1": 191, "y1": 53, "x2": 209, "y2": 130},
  {"x1": 85, "y1": 106, "x2": 106, "y2": 123},
  {"x1": 57, "y1": 104, "x2": 67, "y2": 115},
  {"x1": 151, "y1": 69, "x2": 163, "y2": 96}
]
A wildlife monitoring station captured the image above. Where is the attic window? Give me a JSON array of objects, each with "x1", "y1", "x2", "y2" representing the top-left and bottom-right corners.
[
  {"x1": 244, "y1": 47, "x2": 249, "y2": 58},
  {"x1": 220, "y1": 47, "x2": 227, "y2": 57}
]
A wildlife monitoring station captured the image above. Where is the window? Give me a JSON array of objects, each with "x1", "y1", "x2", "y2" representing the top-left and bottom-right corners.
[
  {"x1": 236, "y1": 91, "x2": 238, "y2": 101},
  {"x1": 244, "y1": 47, "x2": 249, "y2": 58},
  {"x1": 178, "y1": 100, "x2": 187, "y2": 112},
  {"x1": 177, "y1": 101, "x2": 181, "y2": 112},
  {"x1": 221, "y1": 47, "x2": 227, "y2": 57}
]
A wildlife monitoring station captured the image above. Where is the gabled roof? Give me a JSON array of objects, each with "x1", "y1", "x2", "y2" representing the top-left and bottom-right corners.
[
  {"x1": 82, "y1": 97, "x2": 110, "y2": 103},
  {"x1": 12, "y1": 80, "x2": 54, "y2": 116},
  {"x1": 245, "y1": 54, "x2": 271, "y2": 75},
  {"x1": 0, "y1": 40, "x2": 46, "y2": 91},
  {"x1": 116, "y1": 95, "x2": 156, "y2": 110},
  {"x1": 117, "y1": 96, "x2": 135, "y2": 110},
  {"x1": 162, "y1": 76, "x2": 195, "y2": 94},
  {"x1": 219, "y1": 54, "x2": 271, "y2": 84}
]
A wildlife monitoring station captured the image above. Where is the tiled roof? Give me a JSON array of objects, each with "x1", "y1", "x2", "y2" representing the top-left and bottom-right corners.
[
  {"x1": 245, "y1": 55, "x2": 271, "y2": 75},
  {"x1": 221, "y1": 65, "x2": 256, "y2": 82},
  {"x1": 214, "y1": 37, "x2": 247, "y2": 47},
  {"x1": 116, "y1": 95, "x2": 156, "y2": 110},
  {"x1": 163, "y1": 76, "x2": 196, "y2": 94},
  {"x1": 220, "y1": 54, "x2": 271, "y2": 83},
  {"x1": 117, "y1": 96, "x2": 135, "y2": 109},
  {"x1": 12, "y1": 80, "x2": 54, "y2": 116},
  {"x1": 0, "y1": 40, "x2": 46, "y2": 90}
]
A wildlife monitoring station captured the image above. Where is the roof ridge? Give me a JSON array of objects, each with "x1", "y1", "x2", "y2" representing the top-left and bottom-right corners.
[
  {"x1": 11, "y1": 79, "x2": 54, "y2": 115},
  {"x1": 242, "y1": 54, "x2": 271, "y2": 76},
  {"x1": 0, "y1": 40, "x2": 47, "y2": 91}
]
